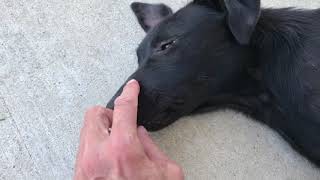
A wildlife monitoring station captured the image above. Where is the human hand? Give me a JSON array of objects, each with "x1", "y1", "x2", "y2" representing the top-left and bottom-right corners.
[{"x1": 74, "y1": 80, "x2": 184, "y2": 180}]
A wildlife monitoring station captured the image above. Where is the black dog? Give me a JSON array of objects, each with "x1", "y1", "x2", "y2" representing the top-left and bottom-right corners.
[{"x1": 107, "y1": 0, "x2": 320, "y2": 166}]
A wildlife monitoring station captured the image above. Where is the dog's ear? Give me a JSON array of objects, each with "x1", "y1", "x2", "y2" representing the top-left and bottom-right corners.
[
  {"x1": 131, "y1": 2, "x2": 173, "y2": 32},
  {"x1": 195, "y1": 0, "x2": 261, "y2": 44}
]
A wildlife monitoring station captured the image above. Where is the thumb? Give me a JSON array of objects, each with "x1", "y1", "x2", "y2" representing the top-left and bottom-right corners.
[{"x1": 137, "y1": 126, "x2": 169, "y2": 162}]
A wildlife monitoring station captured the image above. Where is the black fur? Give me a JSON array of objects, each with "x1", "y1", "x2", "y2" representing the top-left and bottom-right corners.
[{"x1": 107, "y1": 0, "x2": 320, "y2": 166}]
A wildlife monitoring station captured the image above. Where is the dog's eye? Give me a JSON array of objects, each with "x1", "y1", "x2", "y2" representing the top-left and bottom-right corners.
[{"x1": 158, "y1": 39, "x2": 177, "y2": 52}]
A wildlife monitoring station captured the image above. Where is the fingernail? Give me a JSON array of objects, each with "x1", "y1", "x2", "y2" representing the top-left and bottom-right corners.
[{"x1": 126, "y1": 79, "x2": 137, "y2": 85}]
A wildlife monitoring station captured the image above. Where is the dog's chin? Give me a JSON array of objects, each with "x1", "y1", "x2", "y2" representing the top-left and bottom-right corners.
[{"x1": 137, "y1": 110, "x2": 182, "y2": 131}]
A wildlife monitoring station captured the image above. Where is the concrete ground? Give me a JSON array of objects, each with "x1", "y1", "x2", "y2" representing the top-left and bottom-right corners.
[{"x1": 1, "y1": 0, "x2": 320, "y2": 179}]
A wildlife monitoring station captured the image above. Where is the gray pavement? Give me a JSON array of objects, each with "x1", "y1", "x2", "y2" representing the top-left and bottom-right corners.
[{"x1": 0, "y1": 0, "x2": 320, "y2": 179}]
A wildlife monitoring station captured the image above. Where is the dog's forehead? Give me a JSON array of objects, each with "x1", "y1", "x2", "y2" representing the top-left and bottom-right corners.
[
  {"x1": 157, "y1": 4, "x2": 220, "y2": 37},
  {"x1": 145, "y1": 4, "x2": 221, "y2": 42},
  {"x1": 136, "y1": 4, "x2": 223, "y2": 56}
]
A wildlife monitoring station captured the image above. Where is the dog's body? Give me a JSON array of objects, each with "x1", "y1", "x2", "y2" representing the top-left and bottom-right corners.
[
  {"x1": 250, "y1": 8, "x2": 320, "y2": 165},
  {"x1": 218, "y1": 8, "x2": 320, "y2": 165},
  {"x1": 108, "y1": 1, "x2": 320, "y2": 166}
]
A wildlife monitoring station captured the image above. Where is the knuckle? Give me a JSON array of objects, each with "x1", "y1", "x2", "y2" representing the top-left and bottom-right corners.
[
  {"x1": 112, "y1": 136, "x2": 135, "y2": 150},
  {"x1": 119, "y1": 151, "x2": 136, "y2": 162},
  {"x1": 84, "y1": 106, "x2": 109, "y2": 126},
  {"x1": 86, "y1": 106, "x2": 103, "y2": 113},
  {"x1": 85, "y1": 106, "x2": 106, "y2": 116},
  {"x1": 112, "y1": 141, "x2": 126, "y2": 151},
  {"x1": 112, "y1": 140, "x2": 142, "y2": 162},
  {"x1": 111, "y1": 138, "x2": 128, "y2": 152},
  {"x1": 113, "y1": 147, "x2": 134, "y2": 161},
  {"x1": 119, "y1": 151, "x2": 145, "y2": 165},
  {"x1": 114, "y1": 96, "x2": 137, "y2": 107}
]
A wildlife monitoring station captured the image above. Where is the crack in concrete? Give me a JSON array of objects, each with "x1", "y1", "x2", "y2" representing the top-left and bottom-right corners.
[
  {"x1": 0, "y1": 88, "x2": 41, "y2": 178},
  {"x1": 0, "y1": 97, "x2": 10, "y2": 121}
]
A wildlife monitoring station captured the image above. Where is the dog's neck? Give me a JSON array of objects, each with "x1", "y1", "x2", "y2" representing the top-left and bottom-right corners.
[
  {"x1": 205, "y1": 8, "x2": 316, "y2": 124},
  {"x1": 236, "y1": 8, "x2": 316, "y2": 124},
  {"x1": 198, "y1": 74, "x2": 280, "y2": 124},
  {"x1": 250, "y1": 8, "x2": 313, "y2": 55},
  {"x1": 198, "y1": 8, "x2": 317, "y2": 125}
]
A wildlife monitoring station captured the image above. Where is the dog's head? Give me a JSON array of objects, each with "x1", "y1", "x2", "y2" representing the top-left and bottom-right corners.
[{"x1": 107, "y1": 0, "x2": 261, "y2": 131}]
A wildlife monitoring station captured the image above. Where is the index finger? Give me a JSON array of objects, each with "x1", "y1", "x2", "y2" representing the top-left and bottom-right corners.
[{"x1": 111, "y1": 79, "x2": 140, "y2": 138}]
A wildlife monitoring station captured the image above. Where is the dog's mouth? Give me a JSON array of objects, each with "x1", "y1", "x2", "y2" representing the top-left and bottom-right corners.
[
  {"x1": 137, "y1": 90, "x2": 188, "y2": 131},
  {"x1": 137, "y1": 107, "x2": 181, "y2": 131},
  {"x1": 107, "y1": 87, "x2": 188, "y2": 131},
  {"x1": 136, "y1": 97, "x2": 186, "y2": 131}
]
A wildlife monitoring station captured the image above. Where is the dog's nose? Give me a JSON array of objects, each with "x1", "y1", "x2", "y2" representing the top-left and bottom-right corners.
[
  {"x1": 106, "y1": 70, "x2": 143, "y2": 109},
  {"x1": 106, "y1": 84, "x2": 124, "y2": 109}
]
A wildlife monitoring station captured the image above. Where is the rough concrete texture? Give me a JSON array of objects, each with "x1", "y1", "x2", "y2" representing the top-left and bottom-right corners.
[{"x1": 0, "y1": 0, "x2": 320, "y2": 179}]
